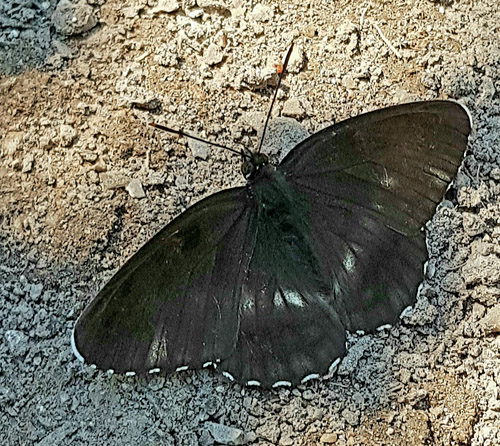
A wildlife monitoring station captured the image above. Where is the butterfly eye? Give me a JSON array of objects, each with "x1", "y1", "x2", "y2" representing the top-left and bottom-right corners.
[{"x1": 241, "y1": 161, "x2": 255, "y2": 179}]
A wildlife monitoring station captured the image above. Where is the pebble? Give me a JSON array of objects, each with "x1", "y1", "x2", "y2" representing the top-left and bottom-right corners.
[
  {"x1": 151, "y1": 0, "x2": 180, "y2": 14},
  {"x1": 59, "y1": 124, "x2": 77, "y2": 147},
  {"x1": 188, "y1": 137, "x2": 210, "y2": 160},
  {"x1": 205, "y1": 422, "x2": 255, "y2": 445},
  {"x1": 481, "y1": 305, "x2": 500, "y2": 334},
  {"x1": 203, "y1": 43, "x2": 224, "y2": 66},
  {"x1": 251, "y1": 4, "x2": 273, "y2": 22},
  {"x1": 99, "y1": 171, "x2": 130, "y2": 189},
  {"x1": 282, "y1": 97, "x2": 305, "y2": 118},
  {"x1": 5, "y1": 330, "x2": 29, "y2": 356},
  {"x1": 22, "y1": 154, "x2": 34, "y2": 173},
  {"x1": 52, "y1": 0, "x2": 97, "y2": 36},
  {"x1": 126, "y1": 179, "x2": 146, "y2": 199},
  {"x1": 288, "y1": 45, "x2": 305, "y2": 73},
  {"x1": 2, "y1": 132, "x2": 24, "y2": 155},
  {"x1": 29, "y1": 283, "x2": 44, "y2": 300},
  {"x1": 187, "y1": 8, "x2": 203, "y2": 18},
  {"x1": 320, "y1": 433, "x2": 338, "y2": 443}
]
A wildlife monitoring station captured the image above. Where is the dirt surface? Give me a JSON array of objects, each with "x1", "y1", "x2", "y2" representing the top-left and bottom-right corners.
[{"x1": 1, "y1": 0, "x2": 500, "y2": 445}]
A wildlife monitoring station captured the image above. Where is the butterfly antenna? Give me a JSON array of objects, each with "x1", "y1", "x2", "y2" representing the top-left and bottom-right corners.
[
  {"x1": 149, "y1": 123, "x2": 251, "y2": 159},
  {"x1": 256, "y1": 42, "x2": 294, "y2": 154}
]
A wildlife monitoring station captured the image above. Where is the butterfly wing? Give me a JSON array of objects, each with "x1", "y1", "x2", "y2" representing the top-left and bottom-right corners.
[
  {"x1": 73, "y1": 187, "x2": 256, "y2": 375},
  {"x1": 277, "y1": 100, "x2": 471, "y2": 332}
]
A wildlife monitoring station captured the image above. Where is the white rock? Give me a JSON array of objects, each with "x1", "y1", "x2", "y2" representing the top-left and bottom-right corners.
[{"x1": 126, "y1": 179, "x2": 146, "y2": 199}]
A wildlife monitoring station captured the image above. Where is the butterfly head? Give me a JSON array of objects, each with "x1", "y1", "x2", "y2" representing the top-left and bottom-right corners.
[{"x1": 241, "y1": 151, "x2": 273, "y2": 181}]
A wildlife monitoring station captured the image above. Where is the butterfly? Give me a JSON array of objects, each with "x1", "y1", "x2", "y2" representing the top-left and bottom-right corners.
[{"x1": 71, "y1": 95, "x2": 471, "y2": 388}]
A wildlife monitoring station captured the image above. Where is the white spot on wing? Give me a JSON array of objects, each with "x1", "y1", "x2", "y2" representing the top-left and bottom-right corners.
[
  {"x1": 241, "y1": 297, "x2": 255, "y2": 313},
  {"x1": 247, "y1": 380, "x2": 261, "y2": 387},
  {"x1": 125, "y1": 371, "x2": 136, "y2": 377},
  {"x1": 328, "y1": 357, "x2": 341, "y2": 375},
  {"x1": 284, "y1": 290, "x2": 305, "y2": 307},
  {"x1": 203, "y1": 361, "x2": 213, "y2": 368},
  {"x1": 343, "y1": 250, "x2": 356, "y2": 274},
  {"x1": 272, "y1": 380, "x2": 292, "y2": 388},
  {"x1": 376, "y1": 324, "x2": 392, "y2": 332},
  {"x1": 148, "y1": 368, "x2": 161, "y2": 374},
  {"x1": 71, "y1": 326, "x2": 85, "y2": 363},
  {"x1": 223, "y1": 371, "x2": 234, "y2": 381},
  {"x1": 176, "y1": 365, "x2": 188, "y2": 372},
  {"x1": 400, "y1": 305, "x2": 413, "y2": 319},
  {"x1": 273, "y1": 290, "x2": 285, "y2": 308},
  {"x1": 416, "y1": 282, "x2": 425, "y2": 299},
  {"x1": 301, "y1": 373, "x2": 320, "y2": 384}
]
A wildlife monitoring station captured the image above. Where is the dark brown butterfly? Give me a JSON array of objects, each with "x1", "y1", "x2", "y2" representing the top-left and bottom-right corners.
[{"x1": 72, "y1": 96, "x2": 471, "y2": 388}]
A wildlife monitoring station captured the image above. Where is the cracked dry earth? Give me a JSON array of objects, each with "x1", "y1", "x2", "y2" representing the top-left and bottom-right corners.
[{"x1": 1, "y1": 0, "x2": 500, "y2": 445}]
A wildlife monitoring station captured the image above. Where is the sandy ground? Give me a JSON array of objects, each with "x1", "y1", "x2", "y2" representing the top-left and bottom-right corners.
[{"x1": 1, "y1": 0, "x2": 500, "y2": 445}]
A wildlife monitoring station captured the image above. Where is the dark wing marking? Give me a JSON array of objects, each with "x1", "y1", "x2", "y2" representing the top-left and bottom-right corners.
[
  {"x1": 73, "y1": 187, "x2": 254, "y2": 375},
  {"x1": 277, "y1": 100, "x2": 471, "y2": 332}
]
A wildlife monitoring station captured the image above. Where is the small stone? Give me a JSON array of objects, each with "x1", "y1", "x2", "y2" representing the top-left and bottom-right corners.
[
  {"x1": 341, "y1": 407, "x2": 360, "y2": 426},
  {"x1": 251, "y1": 4, "x2": 273, "y2": 22},
  {"x1": 302, "y1": 24, "x2": 317, "y2": 38},
  {"x1": 205, "y1": 422, "x2": 254, "y2": 445},
  {"x1": 30, "y1": 283, "x2": 44, "y2": 300},
  {"x1": 151, "y1": 0, "x2": 179, "y2": 14},
  {"x1": 188, "y1": 137, "x2": 210, "y2": 160},
  {"x1": 320, "y1": 433, "x2": 338, "y2": 444},
  {"x1": 282, "y1": 97, "x2": 305, "y2": 118},
  {"x1": 479, "y1": 76, "x2": 496, "y2": 101},
  {"x1": 39, "y1": 135, "x2": 55, "y2": 151},
  {"x1": 52, "y1": 0, "x2": 97, "y2": 36},
  {"x1": 279, "y1": 435, "x2": 295, "y2": 446},
  {"x1": 2, "y1": 132, "x2": 24, "y2": 155},
  {"x1": 5, "y1": 330, "x2": 29, "y2": 357},
  {"x1": 481, "y1": 305, "x2": 500, "y2": 334},
  {"x1": 187, "y1": 8, "x2": 203, "y2": 18},
  {"x1": 288, "y1": 45, "x2": 305, "y2": 73},
  {"x1": 122, "y1": 6, "x2": 139, "y2": 19},
  {"x1": 99, "y1": 171, "x2": 130, "y2": 189},
  {"x1": 203, "y1": 43, "x2": 224, "y2": 66},
  {"x1": 94, "y1": 159, "x2": 107, "y2": 173},
  {"x1": 302, "y1": 389, "x2": 315, "y2": 401},
  {"x1": 126, "y1": 179, "x2": 146, "y2": 199},
  {"x1": 22, "y1": 154, "x2": 34, "y2": 173},
  {"x1": 342, "y1": 75, "x2": 357, "y2": 90},
  {"x1": 59, "y1": 124, "x2": 77, "y2": 147},
  {"x1": 175, "y1": 175, "x2": 189, "y2": 189}
]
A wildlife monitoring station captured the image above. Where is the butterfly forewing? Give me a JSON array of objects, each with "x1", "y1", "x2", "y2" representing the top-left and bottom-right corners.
[{"x1": 278, "y1": 100, "x2": 471, "y2": 331}]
